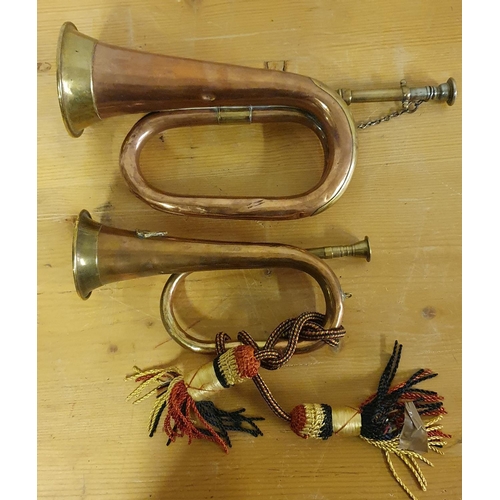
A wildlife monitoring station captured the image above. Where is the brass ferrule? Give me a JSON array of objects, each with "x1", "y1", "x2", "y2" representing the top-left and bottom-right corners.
[{"x1": 216, "y1": 106, "x2": 254, "y2": 124}]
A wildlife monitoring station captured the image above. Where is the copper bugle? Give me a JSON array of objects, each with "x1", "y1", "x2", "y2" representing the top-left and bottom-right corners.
[
  {"x1": 73, "y1": 210, "x2": 370, "y2": 353},
  {"x1": 57, "y1": 22, "x2": 457, "y2": 221}
]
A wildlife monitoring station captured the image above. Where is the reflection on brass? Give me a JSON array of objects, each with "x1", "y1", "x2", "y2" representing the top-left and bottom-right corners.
[
  {"x1": 73, "y1": 210, "x2": 371, "y2": 353},
  {"x1": 57, "y1": 22, "x2": 457, "y2": 220},
  {"x1": 135, "y1": 230, "x2": 169, "y2": 239}
]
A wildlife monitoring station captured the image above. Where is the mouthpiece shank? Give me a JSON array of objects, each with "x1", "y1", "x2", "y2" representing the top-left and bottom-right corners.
[
  {"x1": 308, "y1": 236, "x2": 371, "y2": 262},
  {"x1": 337, "y1": 78, "x2": 457, "y2": 106}
]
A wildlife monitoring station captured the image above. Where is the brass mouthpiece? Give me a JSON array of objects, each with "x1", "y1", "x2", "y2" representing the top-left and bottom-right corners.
[
  {"x1": 307, "y1": 236, "x2": 371, "y2": 262},
  {"x1": 337, "y1": 78, "x2": 457, "y2": 106}
]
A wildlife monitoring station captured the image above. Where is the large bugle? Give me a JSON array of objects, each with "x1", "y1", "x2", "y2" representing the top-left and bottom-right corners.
[
  {"x1": 73, "y1": 210, "x2": 371, "y2": 353},
  {"x1": 58, "y1": 22, "x2": 456, "y2": 220}
]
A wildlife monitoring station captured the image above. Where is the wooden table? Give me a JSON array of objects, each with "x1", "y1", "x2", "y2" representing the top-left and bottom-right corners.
[{"x1": 38, "y1": 1, "x2": 461, "y2": 499}]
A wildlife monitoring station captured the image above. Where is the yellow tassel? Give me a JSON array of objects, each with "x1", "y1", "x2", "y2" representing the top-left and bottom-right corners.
[
  {"x1": 125, "y1": 366, "x2": 179, "y2": 404},
  {"x1": 360, "y1": 416, "x2": 447, "y2": 500}
]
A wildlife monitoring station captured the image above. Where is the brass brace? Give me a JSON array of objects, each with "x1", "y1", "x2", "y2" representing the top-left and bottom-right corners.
[{"x1": 216, "y1": 106, "x2": 253, "y2": 124}]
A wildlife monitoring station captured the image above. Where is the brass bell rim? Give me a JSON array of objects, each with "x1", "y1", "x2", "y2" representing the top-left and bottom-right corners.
[
  {"x1": 57, "y1": 22, "x2": 84, "y2": 138},
  {"x1": 57, "y1": 22, "x2": 100, "y2": 138},
  {"x1": 72, "y1": 209, "x2": 97, "y2": 300}
]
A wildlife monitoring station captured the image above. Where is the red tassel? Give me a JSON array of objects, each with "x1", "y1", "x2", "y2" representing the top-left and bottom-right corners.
[{"x1": 163, "y1": 379, "x2": 229, "y2": 452}]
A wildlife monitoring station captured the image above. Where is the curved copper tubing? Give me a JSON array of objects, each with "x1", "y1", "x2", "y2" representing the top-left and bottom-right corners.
[
  {"x1": 73, "y1": 210, "x2": 345, "y2": 353},
  {"x1": 120, "y1": 107, "x2": 353, "y2": 219},
  {"x1": 160, "y1": 273, "x2": 343, "y2": 355}
]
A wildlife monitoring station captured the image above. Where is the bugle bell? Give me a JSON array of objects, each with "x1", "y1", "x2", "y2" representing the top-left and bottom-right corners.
[
  {"x1": 57, "y1": 22, "x2": 457, "y2": 220},
  {"x1": 73, "y1": 210, "x2": 371, "y2": 353}
]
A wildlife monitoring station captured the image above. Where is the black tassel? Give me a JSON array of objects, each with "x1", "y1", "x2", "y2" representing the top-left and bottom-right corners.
[
  {"x1": 195, "y1": 400, "x2": 264, "y2": 447},
  {"x1": 360, "y1": 341, "x2": 446, "y2": 440}
]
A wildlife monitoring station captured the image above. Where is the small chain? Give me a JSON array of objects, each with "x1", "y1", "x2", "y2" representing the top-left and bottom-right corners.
[{"x1": 357, "y1": 100, "x2": 425, "y2": 130}]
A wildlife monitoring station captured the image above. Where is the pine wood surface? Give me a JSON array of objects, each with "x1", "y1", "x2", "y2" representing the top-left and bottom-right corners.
[{"x1": 37, "y1": 1, "x2": 461, "y2": 499}]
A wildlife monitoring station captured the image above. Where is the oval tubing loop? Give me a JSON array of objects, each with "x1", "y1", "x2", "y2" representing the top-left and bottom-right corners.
[
  {"x1": 119, "y1": 106, "x2": 341, "y2": 220},
  {"x1": 159, "y1": 272, "x2": 342, "y2": 355}
]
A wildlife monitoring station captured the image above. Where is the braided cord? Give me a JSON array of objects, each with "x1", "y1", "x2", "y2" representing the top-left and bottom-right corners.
[
  {"x1": 251, "y1": 373, "x2": 291, "y2": 422},
  {"x1": 215, "y1": 312, "x2": 346, "y2": 422}
]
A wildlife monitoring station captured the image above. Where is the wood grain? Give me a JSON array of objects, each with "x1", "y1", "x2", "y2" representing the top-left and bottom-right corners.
[{"x1": 38, "y1": 1, "x2": 461, "y2": 499}]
